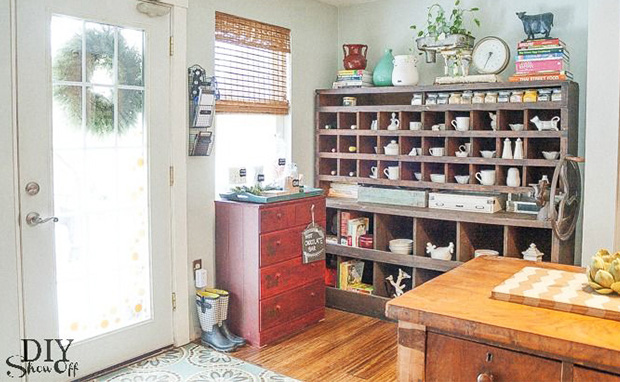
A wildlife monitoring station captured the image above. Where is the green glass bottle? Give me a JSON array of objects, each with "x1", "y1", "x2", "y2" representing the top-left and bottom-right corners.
[{"x1": 373, "y1": 48, "x2": 394, "y2": 86}]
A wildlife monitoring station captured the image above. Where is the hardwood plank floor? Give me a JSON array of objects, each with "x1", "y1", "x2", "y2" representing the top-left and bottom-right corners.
[{"x1": 232, "y1": 308, "x2": 397, "y2": 382}]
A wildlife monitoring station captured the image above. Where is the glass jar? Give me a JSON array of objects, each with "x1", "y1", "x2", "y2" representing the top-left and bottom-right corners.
[
  {"x1": 485, "y1": 92, "x2": 498, "y2": 103},
  {"x1": 498, "y1": 90, "x2": 511, "y2": 103},
  {"x1": 411, "y1": 93, "x2": 424, "y2": 105},
  {"x1": 538, "y1": 89, "x2": 552, "y2": 102},
  {"x1": 461, "y1": 91, "x2": 473, "y2": 104},
  {"x1": 426, "y1": 93, "x2": 438, "y2": 105},
  {"x1": 437, "y1": 93, "x2": 450, "y2": 105},
  {"x1": 523, "y1": 89, "x2": 538, "y2": 103},
  {"x1": 551, "y1": 88, "x2": 562, "y2": 102},
  {"x1": 472, "y1": 92, "x2": 485, "y2": 104},
  {"x1": 510, "y1": 91, "x2": 524, "y2": 103},
  {"x1": 449, "y1": 92, "x2": 462, "y2": 104}
]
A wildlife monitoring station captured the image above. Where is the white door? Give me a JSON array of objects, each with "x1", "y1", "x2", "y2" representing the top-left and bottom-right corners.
[{"x1": 17, "y1": 0, "x2": 173, "y2": 379}]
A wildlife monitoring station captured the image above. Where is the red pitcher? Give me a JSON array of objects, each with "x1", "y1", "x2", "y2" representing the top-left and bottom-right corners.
[{"x1": 343, "y1": 44, "x2": 368, "y2": 70}]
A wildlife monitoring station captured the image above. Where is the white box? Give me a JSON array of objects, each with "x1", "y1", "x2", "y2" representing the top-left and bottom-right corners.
[{"x1": 429, "y1": 192, "x2": 505, "y2": 214}]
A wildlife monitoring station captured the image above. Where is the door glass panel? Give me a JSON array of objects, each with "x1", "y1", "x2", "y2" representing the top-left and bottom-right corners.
[{"x1": 51, "y1": 15, "x2": 150, "y2": 342}]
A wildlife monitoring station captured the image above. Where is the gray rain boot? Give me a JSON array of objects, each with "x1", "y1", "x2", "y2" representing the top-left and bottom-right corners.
[
  {"x1": 196, "y1": 291, "x2": 236, "y2": 352},
  {"x1": 204, "y1": 288, "x2": 246, "y2": 346}
]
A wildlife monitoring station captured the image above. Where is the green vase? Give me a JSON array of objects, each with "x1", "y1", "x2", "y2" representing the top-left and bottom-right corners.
[{"x1": 373, "y1": 48, "x2": 394, "y2": 86}]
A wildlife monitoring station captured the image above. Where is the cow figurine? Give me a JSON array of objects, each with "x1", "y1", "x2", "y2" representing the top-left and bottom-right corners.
[{"x1": 516, "y1": 12, "x2": 554, "y2": 40}]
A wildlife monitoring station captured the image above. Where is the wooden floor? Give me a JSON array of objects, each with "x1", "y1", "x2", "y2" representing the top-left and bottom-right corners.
[{"x1": 232, "y1": 308, "x2": 398, "y2": 382}]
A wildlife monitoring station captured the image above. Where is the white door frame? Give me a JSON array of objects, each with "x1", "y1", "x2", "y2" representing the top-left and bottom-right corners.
[{"x1": 2, "y1": 0, "x2": 192, "y2": 365}]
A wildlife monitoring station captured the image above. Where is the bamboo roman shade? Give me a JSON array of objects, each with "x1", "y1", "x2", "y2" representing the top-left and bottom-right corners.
[{"x1": 215, "y1": 12, "x2": 290, "y2": 115}]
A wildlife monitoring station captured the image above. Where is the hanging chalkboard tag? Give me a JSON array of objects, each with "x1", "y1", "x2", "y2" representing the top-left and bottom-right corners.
[
  {"x1": 302, "y1": 204, "x2": 326, "y2": 264},
  {"x1": 278, "y1": 158, "x2": 286, "y2": 166}
]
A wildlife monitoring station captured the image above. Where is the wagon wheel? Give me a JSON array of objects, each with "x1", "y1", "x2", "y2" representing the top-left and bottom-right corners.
[{"x1": 549, "y1": 155, "x2": 584, "y2": 241}]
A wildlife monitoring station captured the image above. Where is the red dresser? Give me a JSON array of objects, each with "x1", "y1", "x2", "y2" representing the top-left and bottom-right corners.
[{"x1": 215, "y1": 196, "x2": 326, "y2": 347}]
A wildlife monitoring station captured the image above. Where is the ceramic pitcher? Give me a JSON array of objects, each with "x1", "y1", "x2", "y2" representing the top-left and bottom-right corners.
[
  {"x1": 392, "y1": 55, "x2": 419, "y2": 86},
  {"x1": 343, "y1": 44, "x2": 368, "y2": 70}
]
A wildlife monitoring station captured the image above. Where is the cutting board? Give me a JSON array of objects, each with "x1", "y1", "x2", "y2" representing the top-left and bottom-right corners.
[{"x1": 492, "y1": 266, "x2": 620, "y2": 321}]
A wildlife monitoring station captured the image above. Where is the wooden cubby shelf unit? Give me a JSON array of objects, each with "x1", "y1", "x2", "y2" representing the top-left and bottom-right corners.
[{"x1": 316, "y1": 81, "x2": 579, "y2": 319}]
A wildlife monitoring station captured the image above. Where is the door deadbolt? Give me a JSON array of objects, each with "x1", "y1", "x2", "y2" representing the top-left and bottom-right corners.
[{"x1": 25, "y1": 182, "x2": 40, "y2": 196}]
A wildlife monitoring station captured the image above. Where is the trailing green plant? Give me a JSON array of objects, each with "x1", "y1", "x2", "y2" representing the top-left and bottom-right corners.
[
  {"x1": 53, "y1": 26, "x2": 143, "y2": 136},
  {"x1": 411, "y1": 0, "x2": 480, "y2": 38}
]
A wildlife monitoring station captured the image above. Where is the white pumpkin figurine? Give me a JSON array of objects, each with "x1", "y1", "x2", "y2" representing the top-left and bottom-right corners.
[{"x1": 392, "y1": 55, "x2": 419, "y2": 86}]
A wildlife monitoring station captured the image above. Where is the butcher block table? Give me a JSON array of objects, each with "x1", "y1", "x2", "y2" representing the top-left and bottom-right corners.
[{"x1": 386, "y1": 256, "x2": 620, "y2": 382}]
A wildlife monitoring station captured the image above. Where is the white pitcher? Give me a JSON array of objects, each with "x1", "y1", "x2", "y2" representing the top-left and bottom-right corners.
[{"x1": 392, "y1": 55, "x2": 419, "y2": 86}]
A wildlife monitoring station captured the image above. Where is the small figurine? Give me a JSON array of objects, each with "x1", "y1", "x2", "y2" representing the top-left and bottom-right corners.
[
  {"x1": 386, "y1": 269, "x2": 411, "y2": 297},
  {"x1": 522, "y1": 243, "x2": 544, "y2": 262},
  {"x1": 531, "y1": 175, "x2": 550, "y2": 221},
  {"x1": 516, "y1": 12, "x2": 554, "y2": 40}
]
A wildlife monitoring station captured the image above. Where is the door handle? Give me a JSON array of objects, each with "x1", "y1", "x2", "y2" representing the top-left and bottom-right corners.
[{"x1": 26, "y1": 212, "x2": 58, "y2": 227}]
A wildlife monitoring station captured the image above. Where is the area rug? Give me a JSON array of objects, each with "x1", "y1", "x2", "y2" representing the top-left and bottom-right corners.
[{"x1": 92, "y1": 343, "x2": 299, "y2": 382}]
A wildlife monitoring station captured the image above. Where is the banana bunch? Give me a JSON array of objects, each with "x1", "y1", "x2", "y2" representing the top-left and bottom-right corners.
[{"x1": 586, "y1": 249, "x2": 620, "y2": 295}]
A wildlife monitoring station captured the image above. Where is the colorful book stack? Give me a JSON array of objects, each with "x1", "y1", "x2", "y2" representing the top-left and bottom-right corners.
[
  {"x1": 509, "y1": 38, "x2": 572, "y2": 82},
  {"x1": 332, "y1": 69, "x2": 374, "y2": 89}
]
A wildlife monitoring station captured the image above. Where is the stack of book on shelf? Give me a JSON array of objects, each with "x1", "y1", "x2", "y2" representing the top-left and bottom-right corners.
[
  {"x1": 509, "y1": 38, "x2": 572, "y2": 82},
  {"x1": 338, "y1": 260, "x2": 374, "y2": 295},
  {"x1": 328, "y1": 182, "x2": 359, "y2": 199},
  {"x1": 340, "y1": 212, "x2": 369, "y2": 247},
  {"x1": 332, "y1": 69, "x2": 374, "y2": 89}
]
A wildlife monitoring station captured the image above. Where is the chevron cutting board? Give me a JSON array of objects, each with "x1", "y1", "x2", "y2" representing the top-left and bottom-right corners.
[{"x1": 492, "y1": 266, "x2": 620, "y2": 321}]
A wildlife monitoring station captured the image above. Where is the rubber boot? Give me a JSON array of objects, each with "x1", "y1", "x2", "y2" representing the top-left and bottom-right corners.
[
  {"x1": 195, "y1": 291, "x2": 237, "y2": 352},
  {"x1": 204, "y1": 288, "x2": 246, "y2": 346}
]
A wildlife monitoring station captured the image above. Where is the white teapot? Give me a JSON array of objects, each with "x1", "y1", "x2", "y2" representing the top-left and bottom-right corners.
[{"x1": 392, "y1": 55, "x2": 419, "y2": 86}]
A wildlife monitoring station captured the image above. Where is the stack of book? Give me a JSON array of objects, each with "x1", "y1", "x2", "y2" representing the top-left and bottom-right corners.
[
  {"x1": 332, "y1": 69, "x2": 374, "y2": 89},
  {"x1": 509, "y1": 38, "x2": 572, "y2": 82},
  {"x1": 339, "y1": 212, "x2": 369, "y2": 247},
  {"x1": 338, "y1": 260, "x2": 374, "y2": 294}
]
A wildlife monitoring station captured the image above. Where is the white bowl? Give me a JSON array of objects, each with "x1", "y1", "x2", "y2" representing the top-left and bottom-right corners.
[
  {"x1": 480, "y1": 150, "x2": 496, "y2": 158},
  {"x1": 454, "y1": 175, "x2": 470, "y2": 184},
  {"x1": 509, "y1": 124, "x2": 524, "y2": 131},
  {"x1": 390, "y1": 247, "x2": 412, "y2": 255},
  {"x1": 455, "y1": 151, "x2": 468, "y2": 158},
  {"x1": 414, "y1": 172, "x2": 422, "y2": 181},
  {"x1": 389, "y1": 239, "x2": 413, "y2": 246},
  {"x1": 430, "y1": 174, "x2": 445, "y2": 183},
  {"x1": 542, "y1": 151, "x2": 560, "y2": 160},
  {"x1": 474, "y1": 249, "x2": 500, "y2": 258}
]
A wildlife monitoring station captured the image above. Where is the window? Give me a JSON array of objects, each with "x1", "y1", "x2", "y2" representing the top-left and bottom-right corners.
[
  {"x1": 214, "y1": 12, "x2": 291, "y2": 193},
  {"x1": 215, "y1": 12, "x2": 290, "y2": 114}
]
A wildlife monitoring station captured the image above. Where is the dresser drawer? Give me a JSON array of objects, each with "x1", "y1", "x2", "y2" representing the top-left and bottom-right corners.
[
  {"x1": 574, "y1": 367, "x2": 620, "y2": 382},
  {"x1": 260, "y1": 226, "x2": 302, "y2": 267},
  {"x1": 426, "y1": 333, "x2": 561, "y2": 382},
  {"x1": 260, "y1": 280, "x2": 325, "y2": 331},
  {"x1": 260, "y1": 257, "x2": 324, "y2": 299},
  {"x1": 294, "y1": 198, "x2": 326, "y2": 227},
  {"x1": 260, "y1": 205, "x2": 295, "y2": 233}
]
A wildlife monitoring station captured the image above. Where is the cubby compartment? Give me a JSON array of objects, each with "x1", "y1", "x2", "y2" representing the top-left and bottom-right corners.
[
  {"x1": 446, "y1": 137, "x2": 472, "y2": 157},
  {"x1": 526, "y1": 138, "x2": 561, "y2": 160},
  {"x1": 337, "y1": 256, "x2": 374, "y2": 291},
  {"x1": 374, "y1": 263, "x2": 413, "y2": 298},
  {"x1": 400, "y1": 111, "x2": 422, "y2": 131},
  {"x1": 471, "y1": 164, "x2": 496, "y2": 186},
  {"x1": 359, "y1": 135, "x2": 378, "y2": 154},
  {"x1": 378, "y1": 160, "x2": 399, "y2": 180},
  {"x1": 359, "y1": 160, "x2": 379, "y2": 179},
  {"x1": 378, "y1": 111, "x2": 401, "y2": 130},
  {"x1": 525, "y1": 166, "x2": 555, "y2": 185},
  {"x1": 414, "y1": 268, "x2": 443, "y2": 287},
  {"x1": 498, "y1": 110, "x2": 525, "y2": 131},
  {"x1": 339, "y1": 159, "x2": 357, "y2": 177},
  {"x1": 471, "y1": 137, "x2": 497, "y2": 158},
  {"x1": 359, "y1": 112, "x2": 378, "y2": 130},
  {"x1": 504, "y1": 226, "x2": 552, "y2": 262},
  {"x1": 423, "y1": 137, "x2": 446, "y2": 156},
  {"x1": 401, "y1": 136, "x2": 422, "y2": 157},
  {"x1": 338, "y1": 135, "x2": 357, "y2": 153},
  {"x1": 457, "y1": 222, "x2": 504, "y2": 262},
  {"x1": 525, "y1": 109, "x2": 562, "y2": 131},
  {"x1": 446, "y1": 110, "x2": 471, "y2": 131},
  {"x1": 319, "y1": 135, "x2": 337, "y2": 153},
  {"x1": 402, "y1": 162, "x2": 422, "y2": 182},
  {"x1": 374, "y1": 214, "x2": 414, "y2": 252},
  {"x1": 422, "y1": 162, "x2": 445, "y2": 183},
  {"x1": 378, "y1": 136, "x2": 399, "y2": 157},
  {"x1": 414, "y1": 219, "x2": 457, "y2": 260},
  {"x1": 447, "y1": 164, "x2": 471, "y2": 184},
  {"x1": 339, "y1": 210, "x2": 374, "y2": 245},
  {"x1": 326, "y1": 208, "x2": 339, "y2": 237},
  {"x1": 319, "y1": 158, "x2": 338, "y2": 176},
  {"x1": 338, "y1": 112, "x2": 357, "y2": 130},
  {"x1": 496, "y1": 165, "x2": 524, "y2": 187},
  {"x1": 422, "y1": 111, "x2": 445, "y2": 130},
  {"x1": 319, "y1": 112, "x2": 338, "y2": 130},
  {"x1": 472, "y1": 110, "x2": 497, "y2": 131}
]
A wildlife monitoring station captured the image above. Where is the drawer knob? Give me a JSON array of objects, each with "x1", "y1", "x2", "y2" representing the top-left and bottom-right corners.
[
  {"x1": 276, "y1": 212, "x2": 283, "y2": 219},
  {"x1": 477, "y1": 373, "x2": 494, "y2": 382},
  {"x1": 276, "y1": 240, "x2": 281, "y2": 246},
  {"x1": 310, "y1": 292, "x2": 316, "y2": 297}
]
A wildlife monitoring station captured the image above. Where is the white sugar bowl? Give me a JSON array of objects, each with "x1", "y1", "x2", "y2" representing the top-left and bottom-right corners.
[{"x1": 384, "y1": 140, "x2": 400, "y2": 156}]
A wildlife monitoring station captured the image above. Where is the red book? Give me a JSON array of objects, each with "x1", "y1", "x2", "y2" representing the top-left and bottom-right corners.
[
  {"x1": 517, "y1": 38, "x2": 564, "y2": 49},
  {"x1": 515, "y1": 59, "x2": 569, "y2": 74}
]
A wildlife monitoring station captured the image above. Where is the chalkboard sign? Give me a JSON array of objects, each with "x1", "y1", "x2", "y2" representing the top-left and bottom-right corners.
[{"x1": 302, "y1": 223, "x2": 326, "y2": 264}]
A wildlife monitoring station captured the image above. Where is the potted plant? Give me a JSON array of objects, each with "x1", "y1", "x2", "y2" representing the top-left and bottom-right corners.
[{"x1": 411, "y1": 0, "x2": 480, "y2": 63}]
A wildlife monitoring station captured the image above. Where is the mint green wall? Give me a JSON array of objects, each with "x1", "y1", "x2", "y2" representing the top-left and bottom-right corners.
[{"x1": 338, "y1": 0, "x2": 588, "y2": 263}]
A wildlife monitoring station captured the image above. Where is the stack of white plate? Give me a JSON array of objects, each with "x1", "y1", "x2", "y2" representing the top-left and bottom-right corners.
[{"x1": 389, "y1": 239, "x2": 413, "y2": 255}]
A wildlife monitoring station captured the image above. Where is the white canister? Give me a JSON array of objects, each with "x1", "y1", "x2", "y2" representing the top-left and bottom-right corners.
[
  {"x1": 506, "y1": 167, "x2": 521, "y2": 187},
  {"x1": 392, "y1": 55, "x2": 419, "y2": 86}
]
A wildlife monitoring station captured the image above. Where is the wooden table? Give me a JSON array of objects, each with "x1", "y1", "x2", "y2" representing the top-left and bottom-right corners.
[{"x1": 386, "y1": 256, "x2": 620, "y2": 382}]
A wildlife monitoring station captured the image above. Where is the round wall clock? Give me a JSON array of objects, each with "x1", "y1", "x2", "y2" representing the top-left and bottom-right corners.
[{"x1": 472, "y1": 36, "x2": 510, "y2": 75}]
